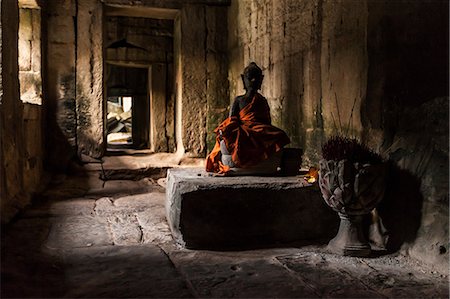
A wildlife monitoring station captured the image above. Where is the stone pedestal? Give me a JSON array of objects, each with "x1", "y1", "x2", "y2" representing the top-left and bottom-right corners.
[
  {"x1": 328, "y1": 213, "x2": 371, "y2": 257},
  {"x1": 319, "y1": 159, "x2": 388, "y2": 256},
  {"x1": 166, "y1": 168, "x2": 339, "y2": 249}
]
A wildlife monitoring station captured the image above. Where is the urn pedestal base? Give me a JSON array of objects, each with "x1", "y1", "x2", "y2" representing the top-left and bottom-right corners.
[{"x1": 328, "y1": 213, "x2": 371, "y2": 257}]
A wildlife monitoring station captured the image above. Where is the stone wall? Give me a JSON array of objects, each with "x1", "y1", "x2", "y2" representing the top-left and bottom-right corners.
[
  {"x1": 0, "y1": 0, "x2": 24, "y2": 222},
  {"x1": 19, "y1": 8, "x2": 42, "y2": 105},
  {"x1": 1, "y1": 0, "x2": 46, "y2": 223},
  {"x1": 18, "y1": 7, "x2": 44, "y2": 196},
  {"x1": 228, "y1": 0, "x2": 448, "y2": 273},
  {"x1": 179, "y1": 4, "x2": 207, "y2": 156},
  {"x1": 363, "y1": 0, "x2": 449, "y2": 150},
  {"x1": 228, "y1": 0, "x2": 368, "y2": 165},
  {"x1": 380, "y1": 97, "x2": 449, "y2": 275},
  {"x1": 106, "y1": 16, "x2": 173, "y2": 65},
  {"x1": 22, "y1": 103, "x2": 44, "y2": 195},
  {"x1": 46, "y1": 0, "x2": 104, "y2": 163},
  {"x1": 45, "y1": 0, "x2": 77, "y2": 170},
  {"x1": 176, "y1": 4, "x2": 229, "y2": 156},
  {"x1": 76, "y1": 0, "x2": 104, "y2": 158},
  {"x1": 205, "y1": 6, "x2": 229, "y2": 152},
  {"x1": 45, "y1": 0, "x2": 230, "y2": 162},
  {"x1": 365, "y1": 1, "x2": 449, "y2": 275}
]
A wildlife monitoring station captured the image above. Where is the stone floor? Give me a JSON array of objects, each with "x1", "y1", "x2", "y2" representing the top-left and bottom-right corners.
[{"x1": 1, "y1": 164, "x2": 449, "y2": 298}]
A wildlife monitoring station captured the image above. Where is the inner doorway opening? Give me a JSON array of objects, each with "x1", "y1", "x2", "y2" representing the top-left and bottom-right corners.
[
  {"x1": 106, "y1": 65, "x2": 149, "y2": 150},
  {"x1": 107, "y1": 95, "x2": 133, "y2": 147}
]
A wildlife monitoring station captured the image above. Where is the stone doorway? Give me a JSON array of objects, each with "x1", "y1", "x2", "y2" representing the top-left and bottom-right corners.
[
  {"x1": 106, "y1": 65, "x2": 149, "y2": 150},
  {"x1": 104, "y1": 10, "x2": 176, "y2": 153}
]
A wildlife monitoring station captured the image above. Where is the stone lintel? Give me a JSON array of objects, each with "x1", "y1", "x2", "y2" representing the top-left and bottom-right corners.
[
  {"x1": 166, "y1": 168, "x2": 339, "y2": 249},
  {"x1": 104, "y1": 4, "x2": 179, "y2": 19}
]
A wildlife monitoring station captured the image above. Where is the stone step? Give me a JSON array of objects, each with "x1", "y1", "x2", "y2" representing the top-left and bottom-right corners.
[
  {"x1": 78, "y1": 153, "x2": 205, "y2": 181},
  {"x1": 166, "y1": 168, "x2": 339, "y2": 249},
  {"x1": 100, "y1": 167, "x2": 169, "y2": 181}
]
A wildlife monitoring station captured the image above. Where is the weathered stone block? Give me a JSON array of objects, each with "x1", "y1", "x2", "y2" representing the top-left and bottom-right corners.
[
  {"x1": 19, "y1": 71, "x2": 42, "y2": 104},
  {"x1": 31, "y1": 9, "x2": 41, "y2": 73},
  {"x1": 18, "y1": 39, "x2": 32, "y2": 71},
  {"x1": 166, "y1": 168, "x2": 339, "y2": 249},
  {"x1": 19, "y1": 9, "x2": 33, "y2": 40}
]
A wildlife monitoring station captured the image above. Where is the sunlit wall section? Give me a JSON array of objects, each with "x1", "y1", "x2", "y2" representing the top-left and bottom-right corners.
[{"x1": 18, "y1": 7, "x2": 42, "y2": 105}]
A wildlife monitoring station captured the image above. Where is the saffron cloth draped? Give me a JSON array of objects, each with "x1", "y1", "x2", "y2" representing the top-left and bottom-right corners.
[{"x1": 206, "y1": 93, "x2": 290, "y2": 173}]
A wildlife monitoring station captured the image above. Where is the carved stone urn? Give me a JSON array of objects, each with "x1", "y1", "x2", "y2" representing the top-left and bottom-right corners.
[{"x1": 318, "y1": 159, "x2": 387, "y2": 256}]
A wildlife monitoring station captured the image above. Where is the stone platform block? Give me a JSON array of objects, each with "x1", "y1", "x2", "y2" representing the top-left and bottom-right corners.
[{"x1": 166, "y1": 168, "x2": 339, "y2": 249}]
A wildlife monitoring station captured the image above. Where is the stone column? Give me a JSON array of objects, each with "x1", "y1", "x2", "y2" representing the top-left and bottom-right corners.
[
  {"x1": 180, "y1": 4, "x2": 207, "y2": 157},
  {"x1": 46, "y1": 0, "x2": 77, "y2": 170},
  {"x1": 150, "y1": 63, "x2": 168, "y2": 152},
  {"x1": 76, "y1": 0, "x2": 104, "y2": 158},
  {"x1": 0, "y1": 0, "x2": 26, "y2": 222}
]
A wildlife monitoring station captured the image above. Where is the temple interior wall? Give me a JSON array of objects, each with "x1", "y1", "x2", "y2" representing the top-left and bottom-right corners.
[
  {"x1": 228, "y1": 0, "x2": 448, "y2": 273},
  {"x1": 0, "y1": 0, "x2": 448, "y2": 273},
  {"x1": 1, "y1": 0, "x2": 47, "y2": 223}
]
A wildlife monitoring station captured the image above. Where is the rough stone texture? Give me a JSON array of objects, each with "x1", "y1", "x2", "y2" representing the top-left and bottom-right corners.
[
  {"x1": 228, "y1": 0, "x2": 368, "y2": 166},
  {"x1": 165, "y1": 65, "x2": 176, "y2": 152},
  {"x1": 1, "y1": 169, "x2": 448, "y2": 298},
  {"x1": 228, "y1": 0, "x2": 449, "y2": 273},
  {"x1": 18, "y1": 9, "x2": 32, "y2": 71},
  {"x1": 106, "y1": 16, "x2": 173, "y2": 65},
  {"x1": 102, "y1": 0, "x2": 230, "y2": 10},
  {"x1": 1, "y1": 0, "x2": 445, "y2": 282},
  {"x1": 379, "y1": 97, "x2": 449, "y2": 275},
  {"x1": 180, "y1": 4, "x2": 207, "y2": 157},
  {"x1": 17, "y1": 6, "x2": 45, "y2": 198},
  {"x1": 46, "y1": 215, "x2": 113, "y2": 249},
  {"x1": 76, "y1": 0, "x2": 105, "y2": 158},
  {"x1": 22, "y1": 103, "x2": 44, "y2": 195},
  {"x1": 205, "y1": 6, "x2": 230, "y2": 152},
  {"x1": 150, "y1": 63, "x2": 169, "y2": 152},
  {"x1": 18, "y1": 8, "x2": 42, "y2": 105},
  {"x1": 166, "y1": 168, "x2": 339, "y2": 249},
  {"x1": 18, "y1": 0, "x2": 41, "y2": 9},
  {"x1": 173, "y1": 14, "x2": 183, "y2": 153},
  {"x1": 361, "y1": 2, "x2": 449, "y2": 274},
  {"x1": 177, "y1": 4, "x2": 231, "y2": 156},
  {"x1": 0, "y1": 0, "x2": 29, "y2": 222},
  {"x1": 363, "y1": 0, "x2": 449, "y2": 149},
  {"x1": 0, "y1": 0, "x2": 45, "y2": 224},
  {"x1": 277, "y1": 252, "x2": 449, "y2": 298},
  {"x1": 45, "y1": 0, "x2": 78, "y2": 170}
]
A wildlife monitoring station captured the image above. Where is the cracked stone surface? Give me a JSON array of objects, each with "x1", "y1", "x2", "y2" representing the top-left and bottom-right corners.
[{"x1": 1, "y1": 170, "x2": 448, "y2": 298}]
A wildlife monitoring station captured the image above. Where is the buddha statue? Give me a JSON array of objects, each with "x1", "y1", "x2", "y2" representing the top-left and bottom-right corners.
[{"x1": 206, "y1": 62, "x2": 290, "y2": 175}]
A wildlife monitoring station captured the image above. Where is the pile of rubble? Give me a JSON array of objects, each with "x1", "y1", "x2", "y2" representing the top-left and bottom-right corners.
[{"x1": 107, "y1": 101, "x2": 132, "y2": 144}]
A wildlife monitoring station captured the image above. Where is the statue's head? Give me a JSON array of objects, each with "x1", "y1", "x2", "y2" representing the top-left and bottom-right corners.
[{"x1": 241, "y1": 62, "x2": 263, "y2": 91}]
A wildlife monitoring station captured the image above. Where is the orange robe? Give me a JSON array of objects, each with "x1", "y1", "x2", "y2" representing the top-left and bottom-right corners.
[{"x1": 206, "y1": 93, "x2": 290, "y2": 173}]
